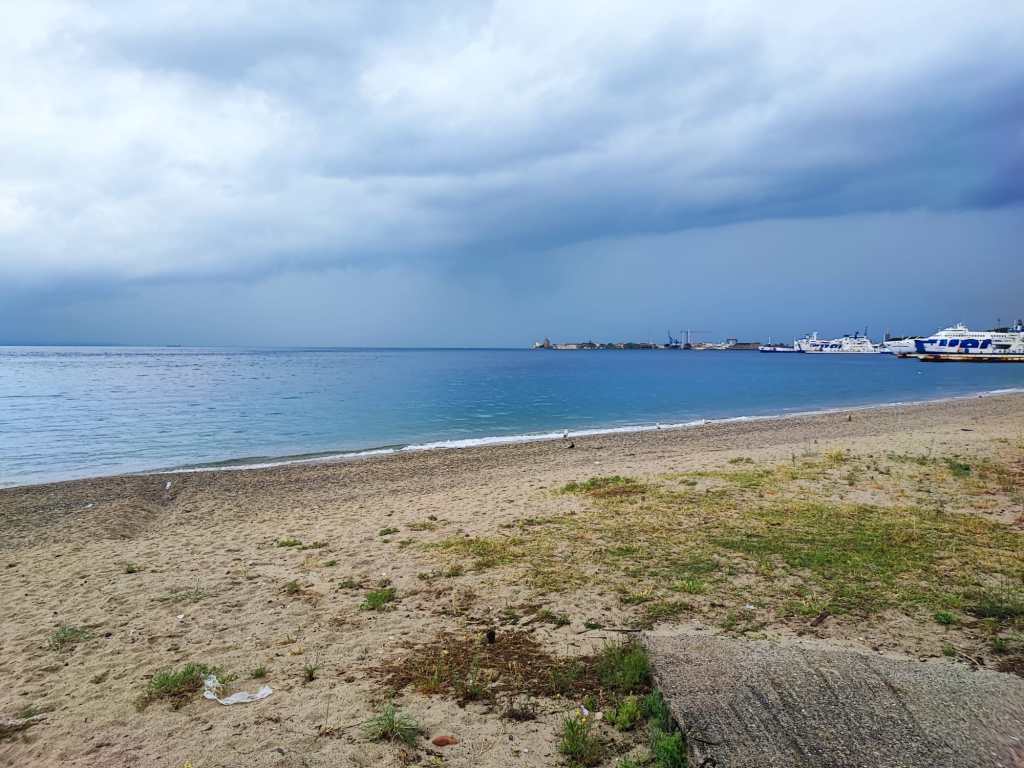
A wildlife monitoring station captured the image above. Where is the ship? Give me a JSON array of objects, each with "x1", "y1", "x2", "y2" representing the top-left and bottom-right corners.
[
  {"x1": 913, "y1": 320, "x2": 1024, "y2": 361},
  {"x1": 797, "y1": 331, "x2": 879, "y2": 354}
]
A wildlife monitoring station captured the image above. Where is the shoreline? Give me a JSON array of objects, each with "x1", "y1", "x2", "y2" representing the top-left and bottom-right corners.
[{"x1": 5, "y1": 385, "x2": 1023, "y2": 490}]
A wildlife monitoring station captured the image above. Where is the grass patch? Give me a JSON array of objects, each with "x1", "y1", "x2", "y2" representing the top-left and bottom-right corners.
[
  {"x1": 430, "y1": 535, "x2": 529, "y2": 571},
  {"x1": 596, "y1": 641, "x2": 651, "y2": 693},
  {"x1": 711, "y1": 500, "x2": 1022, "y2": 614},
  {"x1": 562, "y1": 476, "x2": 647, "y2": 498},
  {"x1": 158, "y1": 581, "x2": 208, "y2": 604},
  {"x1": 360, "y1": 586, "x2": 397, "y2": 611},
  {"x1": 48, "y1": 624, "x2": 91, "y2": 651},
  {"x1": 378, "y1": 527, "x2": 400, "y2": 537},
  {"x1": 934, "y1": 611, "x2": 956, "y2": 626},
  {"x1": 966, "y1": 585, "x2": 1024, "y2": 621},
  {"x1": 277, "y1": 537, "x2": 302, "y2": 547},
  {"x1": 363, "y1": 703, "x2": 420, "y2": 745},
  {"x1": 139, "y1": 663, "x2": 230, "y2": 710},
  {"x1": 251, "y1": 665, "x2": 268, "y2": 679},
  {"x1": 373, "y1": 632, "x2": 651, "y2": 703},
  {"x1": 123, "y1": 561, "x2": 142, "y2": 574}
]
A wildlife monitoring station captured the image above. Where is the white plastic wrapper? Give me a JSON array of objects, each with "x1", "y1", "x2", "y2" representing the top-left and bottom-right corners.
[{"x1": 203, "y1": 674, "x2": 272, "y2": 705}]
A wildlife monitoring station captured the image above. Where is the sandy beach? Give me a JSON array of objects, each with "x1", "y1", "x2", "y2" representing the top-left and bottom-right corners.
[{"x1": 1, "y1": 392, "x2": 1022, "y2": 767}]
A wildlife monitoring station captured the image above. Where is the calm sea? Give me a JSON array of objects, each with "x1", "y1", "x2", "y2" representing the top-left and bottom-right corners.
[{"x1": 1, "y1": 346, "x2": 1022, "y2": 487}]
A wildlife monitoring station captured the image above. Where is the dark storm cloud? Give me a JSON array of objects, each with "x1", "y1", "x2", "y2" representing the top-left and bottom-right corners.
[{"x1": 0, "y1": 1, "x2": 1022, "y2": 344}]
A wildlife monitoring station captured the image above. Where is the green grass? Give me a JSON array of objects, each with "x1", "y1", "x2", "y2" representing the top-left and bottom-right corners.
[
  {"x1": 559, "y1": 712, "x2": 604, "y2": 766},
  {"x1": 596, "y1": 641, "x2": 651, "y2": 693},
  {"x1": 711, "y1": 500, "x2": 1022, "y2": 614},
  {"x1": 139, "y1": 663, "x2": 230, "y2": 709},
  {"x1": 251, "y1": 665, "x2": 268, "y2": 679},
  {"x1": 283, "y1": 580, "x2": 302, "y2": 595},
  {"x1": 123, "y1": 561, "x2": 142, "y2": 574},
  {"x1": 379, "y1": 527, "x2": 400, "y2": 537},
  {"x1": 277, "y1": 537, "x2": 303, "y2": 547},
  {"x1": 48, "y1": 624, "x2": 91, "y2": 651},
  {"x1": 360, "y1": 586, "x2": 397, "y2": 611},
  {"x1": 303, "y1": 661, "x2": 319, "y2": 682},
  {"x1": 362, "y1": 703, "x2": 420, "y2": 745},
  {"x1": 934, "y1": 611, "x2": 956, "y2": 626}
]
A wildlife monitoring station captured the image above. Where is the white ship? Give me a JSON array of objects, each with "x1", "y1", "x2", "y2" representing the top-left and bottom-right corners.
[
  {"x1": 797, "y1": 331, "x2": 879, "y2": 354},
  {"x1": 880, "y1": 338, "x2": 918, "y2": 355},
  {"x1": 914, "y1": 321, "x2": 1024, "y2": 357}
]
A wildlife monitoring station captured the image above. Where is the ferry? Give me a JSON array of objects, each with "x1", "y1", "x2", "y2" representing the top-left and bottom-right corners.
[
  {"x1": 914, "y1": 321, "x2": 1024, "y2": 354},
  {"x1": 799, "y1": 331, "x2": 880, "y2": 354},
  {"x1": 914, "y1": 320, "x2": 1024, "y2": 360}
]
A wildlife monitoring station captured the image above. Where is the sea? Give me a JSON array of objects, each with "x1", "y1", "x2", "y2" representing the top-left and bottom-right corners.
[{"x1": 1, "y1": 346, "x2": 1022, "y2": 488}]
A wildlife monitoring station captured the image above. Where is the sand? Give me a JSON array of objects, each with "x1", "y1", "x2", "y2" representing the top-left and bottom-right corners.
[{"x1": 1, "y1": 392, "x2": 1022, "y2": 767}]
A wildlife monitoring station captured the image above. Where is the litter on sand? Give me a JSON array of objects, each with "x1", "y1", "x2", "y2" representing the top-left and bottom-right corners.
[{"x1": 203, "y1": 675, "x2": 272, "y2": 705}]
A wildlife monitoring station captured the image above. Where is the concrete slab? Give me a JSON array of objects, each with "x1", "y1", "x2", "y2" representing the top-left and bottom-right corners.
[{"x1": 645, "y1": 632, "x2": 1024, "y2": 768}]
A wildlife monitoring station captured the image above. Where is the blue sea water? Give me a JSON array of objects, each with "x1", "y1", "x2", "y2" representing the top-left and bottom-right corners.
[{"x1": 1, "y1": 346, "x2": 1022, "y2": 488}]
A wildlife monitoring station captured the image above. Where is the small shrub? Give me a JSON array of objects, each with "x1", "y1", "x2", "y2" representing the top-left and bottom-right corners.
[
  {"x1": 48, "y1": 625, "x2": 91, "y2": 651},
  {"x1": 363, "y1": 703, "x2": 420, "y2": 745},
  {"x1": 597, "y1": 642, "x2": 651, "y2": 693},
  {"x1": 942, "y1": 643, "x2": 957, "y2": 657},
  {"x1": 277, "y1": 537, "x2": 303, "y2": 547},
  {"x1": 933, "y1": 611, "x2": 955, "y2": 626},
  {"x1": 650, "y1": 728, "x2": 687, "y2": 768},
  {"x1": 825, "y1": 449, "x2": 849, "y2": 466},
  {"x1": 251, "y1": 665, "x2": 268, "y2": 679},
  {"x1": 609, "y1": 695, "x2": 642, "y2": 731},
  {"x1": 537, "y1": 608, "x2": 571, "y2": 627},
  {"x1": 992, "y1": 637, "x2": 1009, "y2": 653},
  {"x1": 379, "y1": 527, "x2": 400, "y2": 537},
  {"x1": 559, "y1": 712, "x2": 604, "y2": 766},
  {"x1": 123, "y1": 562, "x2": 142, "y2": 574},
  {"x1": 945, "y1": 459, "x2": 971, "y2": 478},
  {"x1": 641, "y1": 690, "x2": 673, "y2": 732},
  {"x1": 283, "y1": 580, "x2": 302, "y2": 595},
  {"x1": 360, "y1": 587, "x2": 397, "y2": 611},
  {"x1": 549, "y1": 660, "x2": 582, "y2": 695},
  {"x1": 303, "y1": 662, "x2": 319, "y2": 682}
]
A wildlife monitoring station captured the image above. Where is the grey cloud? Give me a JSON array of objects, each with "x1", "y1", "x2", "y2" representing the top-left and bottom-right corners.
[{"x1": 0, "y1": 0, "x2": 1022, "y2": 299}]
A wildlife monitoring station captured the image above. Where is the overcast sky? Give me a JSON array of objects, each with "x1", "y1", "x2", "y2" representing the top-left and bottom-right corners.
[{"x1": 2, "y1": 1, "x2": 1022, "y2": 346}]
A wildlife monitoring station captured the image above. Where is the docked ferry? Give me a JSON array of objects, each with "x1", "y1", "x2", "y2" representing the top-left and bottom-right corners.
[
  {"x1": 914, "y1": 321, "x2": 1024, "y2": 360},
  {"x1": 798, "y1": 331, "x2": 879, "y2": 354}
]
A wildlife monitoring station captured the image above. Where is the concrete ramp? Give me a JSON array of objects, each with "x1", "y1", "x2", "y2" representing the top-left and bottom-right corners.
[{"x1": 645, "y1": 632, "x2": 1024, "y2": 768}]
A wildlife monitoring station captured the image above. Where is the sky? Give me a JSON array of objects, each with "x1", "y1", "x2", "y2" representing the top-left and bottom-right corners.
[{"x1": 1, "y1": 1, "x2": 1022, "y2": 347}]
